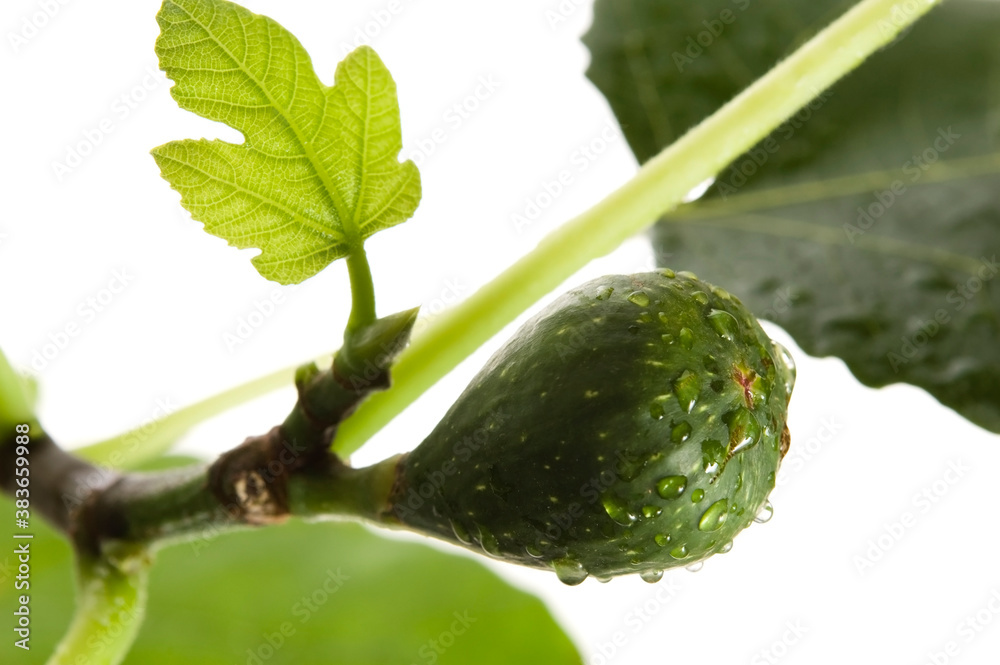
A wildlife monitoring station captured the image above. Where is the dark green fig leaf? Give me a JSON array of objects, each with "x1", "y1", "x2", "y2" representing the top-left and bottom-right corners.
[
  {"x1": 388, "y1": 271, "x2": 792, "y2": 584},
  {"x1": 584, "y1": 0, "x2": 1000, "y2": 433}
]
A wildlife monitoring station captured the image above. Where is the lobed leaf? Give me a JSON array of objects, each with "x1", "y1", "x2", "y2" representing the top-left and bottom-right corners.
[{"x1": 151, "y1": 0, "x2": 420, "y2": 284}]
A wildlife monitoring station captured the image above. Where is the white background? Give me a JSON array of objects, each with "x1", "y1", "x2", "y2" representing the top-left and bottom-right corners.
[{"x1": 2, "y1": 1, "x2": 999, "y2": 664}]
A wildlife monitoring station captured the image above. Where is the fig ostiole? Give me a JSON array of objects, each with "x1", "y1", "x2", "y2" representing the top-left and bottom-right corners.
[{"x1": 364, "y1": 270, "x2": 793, "y2": 585}]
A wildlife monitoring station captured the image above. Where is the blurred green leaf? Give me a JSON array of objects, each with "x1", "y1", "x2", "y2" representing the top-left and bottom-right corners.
[
  {"x1": 584, "y1": 0, "x2": 1000, "y2": 432},
  {"x1": 0, "y1": 495, "x2": 581, "y2": 664}
]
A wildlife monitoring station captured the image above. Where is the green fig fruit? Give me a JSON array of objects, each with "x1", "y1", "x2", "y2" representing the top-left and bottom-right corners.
[{"x1": 386, "y1": 270, "x2": 793, "y2": 584}]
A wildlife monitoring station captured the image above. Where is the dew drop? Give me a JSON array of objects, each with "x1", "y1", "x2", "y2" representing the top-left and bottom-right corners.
[
  {"x1": 638, "y1": 312, "x2": 653, "y2": 323},
  {"x1": 671, "y1": 420, "x2": 692, "y2": 444},
  {"x1": 692, "y1": 291, "x2": 710, "y2": 305},
  {"x1": 707, "y1": 309, "x2": 740, "y2": 341},
  {"x1": 679, "y1": 327, "x2": 694, "y2": 350},
  {"x1": 698, "y1": 499, "x2": 729, "y2": 532},
  {"x1": 640, "y1": 570, "x2": 664, "y2": 584},
  {"x1": 525, "y1": 544, "x2": 543, "y2": 558},
  {"x1": 691, "y1": 488, "x2": 705, "y2": 503},
  {"x1": 658, "y1": 311, "x2": 669, "y2": 324},
  {"x1": 686, "y1": 561, "x2": 705, "y2": 573},
  {"x1": 656, "y1": 475, "x2": 687, "y2": 500},
  {"x1": 677, "y1": 270, "x2": 699, "y2": 281},
  {"x1": 661, "y1": 268, "x2": 676, "y2": 278},
  {"x1": 649, "y1": 402, "x2": 665, "y2": 421},
  {"x1": 735, "y1": 473, "x2": 743, "y2": 491},
  {"x1": 669, "y1": 544, "x2": 688, "y2": 559},
  {"x1": 726, "y1": 407, "x2": 762, "y2": 455},
  {"x1": 476, "y1": 525, "x2": 501, "y2": 556},
  {"x1": 552, "y1": 558, "x2": 589, "y2": 586},
  {"x1": 642, "y1": 505, "x2": 662, "y2": 519},
  {"x1": 654, "y1": 533, "x2": 671, "y2": 547},
  {"x1": 754, "y1": 501, "x2": 774, "y2": 524},
  {"x1": 701, "y1": 439, "x2": 726, "y2": 474},
  {"x1": 673, "y1": 370, "x2": 700, "y2": 413},
  {"x1": 596, "y1": 286, "x2": 614, "y2": 301},
  {"x1": 602, "y1": 492, "x2": 637, "y2": 526},
  {"x1": 450, "y1": 519, "x2": 471, "y2": 544},
  {"x1": 774, "y1": 341, "x2": 797, "y2": 395},
  {"x1": 720, "y1": 541, "x2": 734, "y2": 554},
  {"x1": 627, "y1": 290, "x2": 651, "y2": 307}
]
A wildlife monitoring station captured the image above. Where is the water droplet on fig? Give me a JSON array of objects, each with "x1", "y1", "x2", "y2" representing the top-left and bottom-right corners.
[
  {"x1": 661, "y1": 268, "x2": 676, "y2": 278},
  {"x1": 692, "y1": 291, "x2": 710, "y2": 305},
  {"x1": 525, "y1": 544, "x2": 543, "y2": 558},
  {"x1": 627, "y1": 290, "x2": 651, "y2": 307},
  {"x1": 691, "y1": 489, "x2": 705, "y2": 503},
  {"x1": 707, "y1": 309, "x2": 740, "y2": 341},
  {"x1": 669, "y1": 544, "x2": 688, "y2": 559},
  {"x1": 654, "y1": 533, "x2": 671, "y2": 547},
  {"x1": 450, "y1": 519, "x2": 471, "y2": 544},
  {"x1": 602, "y1": 492, "x2": 637, "y2": 526},
  {"x1": 656, "y1": 475, "x2": 687, "y2": 500},
  {"x1": 754, "y1": 501, "x2": 774, "y2": 524},
  {"x1": 698, "y1": 499, "x2": 729, "y2": 532},
  {"x1": 671, "y1": 420, "x2": 692, "y2": 444},
  {"x1": 642, "y1": 505, "x2": 662, "y2": 519},
  {"x1": 726, "y1": 407, "x2": 762, "y2": 455},
  {"x1": 640, "y1": 570, "x2": 664, "y2": 584},
  {"x1": 476, "y1": 525, "x2": 501, "y2": 556},
  {"x1": 649, "y1": 402, "x2": 665, "y2": 420},
  {"x1": 774, "y1": 341, "x2": 796, "y2": 395},
  {"x1": 686, "y1": 561, "x2": 705, "y2": 572},
  {"x1": 673, "y1": 370, "x2": 700, "y2": 413},
  {"x1": 553, "y1": 558, "x2": 589, "y2": 586},
  {"x1": 658, "y1": 311, "x2": 669, "y2": 324},
  {"x1": 679, "y1": 327, "x2": 694, "y2": 350},
  {"x1": 720, "y1": 541, "x2": 734, "y2": 554}
]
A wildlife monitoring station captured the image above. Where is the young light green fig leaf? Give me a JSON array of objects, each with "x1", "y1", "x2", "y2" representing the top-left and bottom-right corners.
[
  {"x1": 151, "y1": 0, "x2": 421, "y2": 284},
  {"x1": 384, "y1": 271, "x2": 793, "y2": 584}
]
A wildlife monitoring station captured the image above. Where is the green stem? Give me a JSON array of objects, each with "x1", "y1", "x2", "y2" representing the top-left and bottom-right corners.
[
  {"x1": 330, "y1": 0, "x2": 945, "y2": 456},
  {"x1": 75, "y1": 361, "x2": 316, "y2": 468},
  {"x1": 345, "y1": 246, "x2": 377, "y2": 335},
  {"x1": 48, "y1": 551, "x2": 150, "y2": 665},
  {"x1": 0, "y1": 347, "x2": 36, "y2": 434}
]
